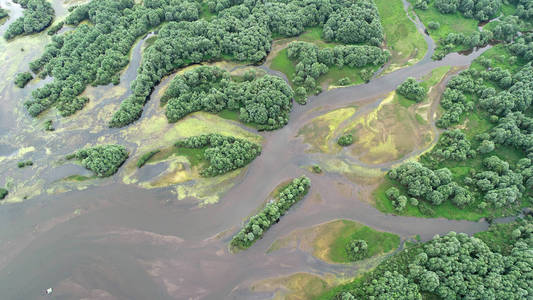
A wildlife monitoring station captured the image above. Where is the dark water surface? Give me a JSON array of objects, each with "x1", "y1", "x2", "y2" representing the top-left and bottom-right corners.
[{"x1": 0, "y1": 1, "x2": 499, "y2": 299}]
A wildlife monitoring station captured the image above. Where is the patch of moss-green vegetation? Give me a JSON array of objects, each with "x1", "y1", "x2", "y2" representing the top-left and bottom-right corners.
[
  {"x1": 0, "y1": 188, "x2": 8, "y2": 200},
  {"x1": 315, "y1": 217, "x2": 533, "y2": 300},
  {"x1": 136, "y1": 150, "x2": 161, "y2": 168},
  {"x1": 0, "y1": 7, "x2": 7, "y2": 20},
  {"x1": 64, "y1": 175, "x2": 93, "y2": 182},
  {"x1": 174, "y1": 147, "x2": 206, "y2": 167},
  {"x1": 71, "y1": 145, "x2": 129, "y2": 177},
  {"x1": 328, "y1": 220, "x2": 400, "y2": 263},
  {"x1": 230, "y1": 176, "x2": 311, "y2": 251},
  {"x1": 175, "y1": 134, "x2": 261, "y2": 176},
  {"x1": 375, "y1": 0, "x2": 427, "y2": 69}
]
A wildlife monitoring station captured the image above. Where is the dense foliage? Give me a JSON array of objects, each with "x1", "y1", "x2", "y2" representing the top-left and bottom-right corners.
[
  {"x1": 334, "y1": 218, "x2": 533, "y2": 300},
  {"x1": 163, "y1": 66, "x2": 293, "y2": 130},
  {"x1": 136, "y1": 150, "x2": 160, "y2": 168},
  {"x1": 73, "y1": 145, "x2": 129, "y2": 177},
  {"x1": 396, "y1": 77, "x2": 426, "y2": 102},
  {"x1": 423, "y1": 129, "x2": 474, "y2": 162},
  {"x1": 409, "y1": 231, "x2": 532, "y2": 299},
  {"x1": 286, "y1": 41, "x2": 390, "y2": 98},
  {"x1": 345, "y1": 239, "x2": 368, "y2": 261},
  {"x1": 0, "y1": 188, "x2": 7, "y2": 200},
  {"x1": 337, "y1": 133, "x2": 354, "y2": 146},
  {"x1": 14, "y1": 72, "x2": 33, "y2": 88},
  {"x1": 4, "y1": 0, "x2": 54, "y2": 40},
  {"x1": 323, "y1": 0, "x2": 383, "y2": 45},
  {"x1": 230, "y1": 176, "x2": 311, "y2": 250},
  {"x1": 388, "y1": 162, "x2": 474, "y2": 208},
  {"x1": 175, "y1": 134, "x2": 261, "y2": 177},
  {"x1": 434, "y1": 0, "x2": 501, "y2": 21}
]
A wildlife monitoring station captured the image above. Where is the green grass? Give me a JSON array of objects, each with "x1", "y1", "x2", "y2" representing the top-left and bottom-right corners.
[
  {"x1": 474, "y1": 222, "x2": 517, "y2": 255},
  {"x1": 200, "y1": 2, "x2": 215, "y2": 21},
  {"x1": 217, "y1": 109, "x2": 259, "y2": 128},
  {"x1": 328, "y1": 220, "x2": 400, "y2": 263},
  {"x1": 64, "y1": 175, "x2": 93, "y2": 181},
  {"x1": 420, "y1": 66, "x2": 451, "y2": 90},
  {"x1": 174, "y1": 147, "x2": 206, "y2": 167},
  {"x1": 375, "y1": 0, "x2": 427, "y2": 67},
  {"x1": 408, "y1": 0, "x2": 479, "y2": 48},
  {"x1": 470, "y1": 44, "x2": 526, "y2": 74},
  {"x1": 270, "y1": 48, "x2": 296, "y2": 84}
]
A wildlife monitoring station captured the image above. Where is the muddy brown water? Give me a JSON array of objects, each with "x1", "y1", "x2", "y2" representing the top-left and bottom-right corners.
[{"x1": 0, "y1": 1, "x2": 506, "y2": 299}]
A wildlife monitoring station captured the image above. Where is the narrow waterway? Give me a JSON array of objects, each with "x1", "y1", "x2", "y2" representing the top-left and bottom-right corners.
[{"x1": 0, "y1": 1, "x2": 501, "y2": 299}]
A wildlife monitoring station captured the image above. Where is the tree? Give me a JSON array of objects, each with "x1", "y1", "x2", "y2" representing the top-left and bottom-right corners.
[
  {"x1": 337, "y1": 133, "x2": 354, "y2": 146},
  {"x1": 345, "y1": 239, "x2": 368, "y2": 261},
  {"x1": 72, "y1": 144, "x2": 129, "y2": 177},
  {"x1": 397, "y1": 77, "x2": 426, "y2": 102}
]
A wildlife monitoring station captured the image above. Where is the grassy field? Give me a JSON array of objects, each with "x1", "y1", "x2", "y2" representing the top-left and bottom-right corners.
[
  {"x1": 375, "y1": 0, "x2": 427, "y2": 71},
  {"x1": 407, "y1": 0, "x2": 478, "y2": 48},
  {"x1": 326, "y1": 220, "x2": 400, "y2": 263},
  {"x1": 270, "y1": 48, "x2": 296, "y2": 84}
]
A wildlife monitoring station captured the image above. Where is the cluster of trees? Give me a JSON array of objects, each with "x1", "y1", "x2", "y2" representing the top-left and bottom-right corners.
[
  {"x1": 464, "y1": 156, "x2": 525, "y2": 207},
  {"x1": 345, "y1": 239, "x2": 368, "y2": 261},
  {"x1": 388, "y1": 162, "x2": 474, "y2": 208},
  {"x1": 337, "y1": 133, "x2": 354, "y2": 146},
  {"x1": 509, "y1": 0, "x2": 533, "y2": 21},
  {"x1": 436, "y1": 69, "x2": 480, "y2": 128},
  {"x1": 509, "y1": 33, "x2": 533, "y2": 63},
  {"x1": 163, "y1": 66, "x2": 293, "y2": 130},
  {"x1": 24, "y1": 0, "x2": 200, "y2": 120},
  {"x1": 14, "y1": 72, "x2": 33, "y2": 88},
  {"x1": 0, "y1": 188, "x2": 7, "y2": 200},
  {"x1": 287, "y1": 41, "x2": 390, "y2": 97},
  {"x1": 72, "y1": 144, "x2": 129, "y2": 177},
  {"x1": 424, "y1": 129, "x2": 474, "y2": 163},
  {"x1": 175, "y1": 134, "x2": 261, "y2": 177},
  {"x1": 433, "y1": 30, "x2": 493, "y2": 60},
  {"x1": 409, "y1": 231, "x2": 532, "y2": 299},
  {"x1": 396, "y1": 77, "x2": 426, "y2": 102},
  {"x1": 337, "y1": 218, "x2": 533, "y2": 299},
  {"x1": 434, "y1": 0, "x2": 501, "y2": 21},
  {"x1": 323, "y1": 0, "x2": 383, "y2": 45},
  {"x1": 4, "y1": 0, "x2": 54, "y2": 40},
  {"x1": 110, "y1": 0, "x2": 389, "y2": 125},
  {"x1": 230, "y1": 176, "x2": 311, "y2": 250}
]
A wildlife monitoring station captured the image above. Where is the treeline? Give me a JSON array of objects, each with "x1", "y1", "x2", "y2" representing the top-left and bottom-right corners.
[
  {"x1": 286, "y1": 41, "x2": 390, "y2": 100},
  {"x1": 434, "y1": 0, "x2": 501, "y2": 21},
  {"x1": 4, "y1": 0, "x2": 54, "y2": 40},
  {"x1": 70, "y1": 144, "x2": 129, "y2": 177},
  {"x1": 108, "y1": 0, "x2": 386, "y2": 126},
  {"x1": 337, "y1": 217, "x2": 533, "y2": 299},
  {"x1": 230, "y1": 176, "x2": 311, "y2": 250},
  {"x1": 163, "y1": 66, "x2": 293, "y2": 130},
  {"x1": 433, "y1": 30, "x2": 493, "y2": 60},
  {"x1": 175, "y1": 134, "x2": 261, "y2": 177}
]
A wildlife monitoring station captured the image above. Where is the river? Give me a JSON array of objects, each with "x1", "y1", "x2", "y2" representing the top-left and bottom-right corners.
[{"x1": 0, "y1": 1, "x2": 498, "y2": 299}]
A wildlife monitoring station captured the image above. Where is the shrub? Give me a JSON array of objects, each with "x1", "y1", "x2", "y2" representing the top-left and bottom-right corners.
[
  {"x1": 345, "y1": 239, "x2": 368, "y2": 261},
  {"x1": 427, "y1": 21, "x2": 440, "y2": 30},
  {"x1": 17, "y1": 160, "x2": 33, "y2": 168},
  {"x1": 337, "y1": 77, "x2": 350, "y2": 86},
  {"x1": 0, "y1": 188, "x2": 7, "y2": 200},
  {"x1": 14, "y1": 72, "x2": 33, "y2": 88},
  {"x1": 338, "y1": 134, "x2": 354, "y2": 146},
  {"x1": 312, "y1": 165, "x2": 322, "y2": 174},
  {"x1": 137, "y1": 150, "x2": 160, "y2": 168}
]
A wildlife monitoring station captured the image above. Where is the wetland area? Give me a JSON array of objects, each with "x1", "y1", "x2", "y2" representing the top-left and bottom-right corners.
[{"x1": 0, "y1": 0, "x2": 531, "y2": 299}]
